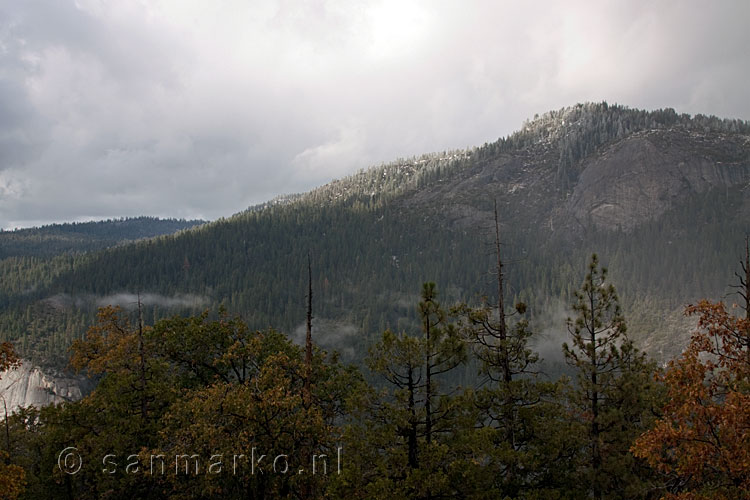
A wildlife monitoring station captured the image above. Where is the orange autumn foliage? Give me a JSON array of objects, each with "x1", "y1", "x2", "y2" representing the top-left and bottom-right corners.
[
  {"x1": 632, "y1": 300, "x2": 750, "y2": 500},
  {"x1": 0, "y1": 452, "x2": 25, "y2": 500},
  {"x1": 0, "y1": 342, "x2": 20, "y2": 373}
]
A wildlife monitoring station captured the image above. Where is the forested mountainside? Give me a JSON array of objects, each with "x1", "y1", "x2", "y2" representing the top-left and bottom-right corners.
[
  {"x1": 1, "y1": 102, "x2": 748, "y2": 369},
  {"x1": 0, "y1": 217, "x2": 205, "y2": 258}
]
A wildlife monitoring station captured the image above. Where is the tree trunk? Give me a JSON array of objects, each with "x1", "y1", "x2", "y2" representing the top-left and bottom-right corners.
[
  {"x1": 407, "y1": 364, "x2": 419, "y2": 469},
  {"x1": 494, "y1": 201, "x2": 514, "y2": 448},
  {"x1": 425, "y1": 315, "x2": 432, "y2": 446},
  {"x1": 589, "y1": 288, "x2": 601, "y2": 500},
  {"x1": 137, "y1": 293, "x2": 147, "y2": 421},
  {"x1": 304, "y1": 253, "x2": 313, "y2": 408}
]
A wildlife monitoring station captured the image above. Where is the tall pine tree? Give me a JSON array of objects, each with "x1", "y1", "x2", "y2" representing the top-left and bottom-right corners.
[{"x1": 564, "y1": 254, "x2": 662, "y2": 499}]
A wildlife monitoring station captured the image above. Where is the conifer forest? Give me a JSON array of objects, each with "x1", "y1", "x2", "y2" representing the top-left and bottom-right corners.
[{"x1": 1, "y1": 103, "x2": 749, "y2": 499}]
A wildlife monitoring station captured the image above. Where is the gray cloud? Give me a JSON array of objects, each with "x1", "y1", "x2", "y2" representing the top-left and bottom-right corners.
[
  {"x1": 528, "y1": 297, "x2": 574, "y2": 367},
  {"x1": 1, "y1": 0, "x2": 748, "y2": 228},
  {"x1": 292, "y1": 318, "x2": 359, "y2": 359},
  {"x1": 42, "y1": 292, "x2": 208, "y2": 310},
  {"x1": 95, "y1": 293, "x2": 209, "y2": 310}
]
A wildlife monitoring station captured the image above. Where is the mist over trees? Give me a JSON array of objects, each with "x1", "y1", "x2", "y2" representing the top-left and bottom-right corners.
[
  {"x1": 1, "y1": 103, "x2": 748, "y2": 371},
  {"x1": 0, "y1": 103, "x2": 749, "y2": 498},
  {"x1": 2, "y1": 246, "x2": 749, "y2": 499}
]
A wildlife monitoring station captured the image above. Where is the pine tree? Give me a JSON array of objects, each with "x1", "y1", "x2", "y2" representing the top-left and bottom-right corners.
[
  {"x1": 563, "y1": 254, "x2": 662, "y2": 499},
  {"x1": 337, "y1": 283, "x2": 467, "y2": 499},
  {"x1": 452, "y1": 204, "x2": 565, "y2": 497}
]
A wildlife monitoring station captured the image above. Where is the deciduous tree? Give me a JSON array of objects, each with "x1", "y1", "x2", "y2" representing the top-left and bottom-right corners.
[{"x1": 632, "y1": 300, "x2": 750, "y2": 499}]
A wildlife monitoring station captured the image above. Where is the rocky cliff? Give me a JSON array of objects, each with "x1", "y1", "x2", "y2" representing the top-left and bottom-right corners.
[
  {"x1": 566, "y1": 129, "x2": 750, "y2": 232},
  {"x1": 400, "y1": 126, "x2": 750, "y2": 236},
  {"x1": 0, "y1": 361, "x2": 87, "y2": 414}
]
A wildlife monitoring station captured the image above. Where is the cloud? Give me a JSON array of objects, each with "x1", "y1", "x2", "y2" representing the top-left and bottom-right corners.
[
  {"x1": 292, "y1": 124, "x2": 367, "y2": 181},
  {"x1": 292, "y1": 318, "x2": 359, "y2": 360},
  {"x1": 95, "y1": 293, "x2": 209, "y2": 309},
  {"x1": 42, "y1": 292, "x2": 209, "y2": 310},
  {"x1": 528, "y1": 297, "x2": 575, "y2": 367},
  {"x1": 0, "y1": 0, "x2": 748, "y2": 228}
]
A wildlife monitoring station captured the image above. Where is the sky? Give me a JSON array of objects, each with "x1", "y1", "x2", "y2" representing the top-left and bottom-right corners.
[{"x1": 0, "y1": 0, "x2": 749, "y2": 229}]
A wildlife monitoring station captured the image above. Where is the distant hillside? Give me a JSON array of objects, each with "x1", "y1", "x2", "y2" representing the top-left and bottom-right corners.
[
  {"x1": 0, "y1": 217, "x2": 206, "y2": 258},
  {"x1": 1, "y1": 102, "x2": 748, "y2": 369}
]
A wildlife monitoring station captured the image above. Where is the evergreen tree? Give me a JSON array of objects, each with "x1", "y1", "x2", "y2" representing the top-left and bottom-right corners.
[
  {"x1": 336, "y1": 283, "x2": 467, "y2": 499},
  {"x1": 563, "y1": 254, "x2": 662, "y2": 499},
  {"x1": 453, "y1": 205, "x2": 572, "y2": 497}
]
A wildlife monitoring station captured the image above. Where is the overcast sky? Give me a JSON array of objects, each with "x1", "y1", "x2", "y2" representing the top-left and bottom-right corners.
[{"x1": 0, "y1": 0, "x2": 748, "y2": 229}]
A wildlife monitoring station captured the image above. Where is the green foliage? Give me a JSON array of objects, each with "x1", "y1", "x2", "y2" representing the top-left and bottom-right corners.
[
  {"x1": 336, "y1": 284, "x2": 469, "y2": 499},
  {"x1": 563, "y1": 254, "x2": 664, "y2": 499},
  {"x1": 9, "y1": 307, "x2": 360, "y2": 499},
  {"x1": 453, "y1": 266, "x2": 576, "y2": 497},
  {"x1": 10, "y1": 267, "x2": 747, "y2": 499},
  {"x1": 1, "y1": 102, "x2": 747, "y2": 499}
]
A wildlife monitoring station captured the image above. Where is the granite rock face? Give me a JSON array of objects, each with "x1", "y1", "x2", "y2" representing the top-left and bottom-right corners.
[
  {"x1": 566, "y1": 130, "x2": 750, "y2": 232},
  {"x1": 0, "y1": 361, "x2": 86, "y2": 414},
  {"x1": 398, "y1": 127, "x2": 750, "y2": 238}
]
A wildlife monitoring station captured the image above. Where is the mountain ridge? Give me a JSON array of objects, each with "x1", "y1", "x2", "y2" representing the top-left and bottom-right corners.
[
  {"x1": 256, "y1": 102, "x2": 748, "y2": 235},
  {"x1": 0, "y1": 216, "x2": 206, "y2": 258},
  {"x1": 1, "y1": 102, "x2": 749, "y2": 369}
]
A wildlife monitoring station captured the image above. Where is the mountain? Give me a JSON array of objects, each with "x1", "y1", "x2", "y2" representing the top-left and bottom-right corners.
[
  {"x1": 0, "y1": 217, "x2": 206, "y2": 258},
  {"x1": 1, "y1": 102, "x2": 748, "y2": 370}
]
